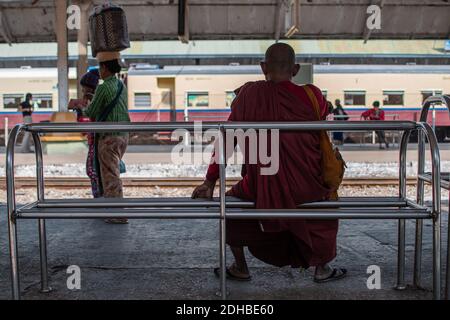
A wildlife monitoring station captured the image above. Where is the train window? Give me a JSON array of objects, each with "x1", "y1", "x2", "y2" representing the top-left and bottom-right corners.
[
  {"x1": 422, "y1": 90, "x2": 443, "y2": 103},
  {"x1": 134, "y1": 92, "x2": 151, "y2": 108},
  {"x1": 33, "y1": 94, "x2": 53, "y2": 109},
  {"x1": 225, "y1": 91, "x2": 236, "y2": 108},
  {"x1": 3, "y1": 94, "x2": 23, "y2": 109},
  {"x1": 187, "y1": 92, "x2": 209, "y2": 108},
  {"x1": 383, "y1": 91, "x2": 404, "y2": 106},
  {"x1": 344, "y1": 90, "x2": 366, "y2": 106}
]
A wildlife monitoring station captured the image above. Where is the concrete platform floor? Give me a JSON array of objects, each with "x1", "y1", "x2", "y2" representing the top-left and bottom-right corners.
[{"x1": 0, "y1": 205, "x2": 447, "y2": 300}]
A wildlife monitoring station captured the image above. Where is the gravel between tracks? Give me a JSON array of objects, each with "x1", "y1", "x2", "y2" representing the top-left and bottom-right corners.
[
  {"x1": 1, "y1": 185, "x2": 445, "y2": 204},
  {"x1": 1, "y1": 161, "x2": 450, "y2": 178}
]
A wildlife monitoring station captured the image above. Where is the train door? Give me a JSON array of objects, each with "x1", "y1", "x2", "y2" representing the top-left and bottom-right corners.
[
  {"x1": 157, "y1": 77, "x2": 176, "y2": 121},
  {"x1": 161, "y1": 91, "x2": 175, "y2": 121}
]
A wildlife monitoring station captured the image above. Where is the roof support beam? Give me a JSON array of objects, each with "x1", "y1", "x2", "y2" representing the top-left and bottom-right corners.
[
  {"x1": 178, "y1": 0, "x2": 189, "y2": 44},
  {"x1": 75, "y1": 0, "x2": 90, "y2": 99},
  {"x1": 274, "y1": 0, "x2": 284, "y2": 41},
  {"x1": 55, "y1": 0, "x2": 69, "y2": 112},
  {"x1": 0, "y1": 9, "x2": 13, "y2": 45}
]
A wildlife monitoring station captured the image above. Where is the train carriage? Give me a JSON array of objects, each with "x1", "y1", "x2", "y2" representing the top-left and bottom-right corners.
[
  {"x1": 1, "y1": 64, "x2": 450, "y2": 140},
  {"x1": 0, "y1": 67, "x2": 78, "y2": 127}
]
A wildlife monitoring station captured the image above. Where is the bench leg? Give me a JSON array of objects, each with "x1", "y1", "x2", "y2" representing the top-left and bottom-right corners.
[
  {"x1": 414, "y1": 174, "x2": 425, "y2": 289},
  {"x1": 444, "y1": 193, "x2": 450, "y2": 300},
  {"x1": 413, "y1": 219, "x2": 423, "y2": 288},
  {"x1": 8, "y1": 212, "x2": 20, "y2": 300},
  {"x1": 219, "y1": 217, "x2": 227, "y2": 300},
  {"x1": 396, "y1": 219, "x2": 406, "y2": 290},
  {"x1": 433, "y1": 214, "x2": 441, "y2": 300},
  {"x1": 39, "y1": 219, "x2": 52, "y2": 293}
]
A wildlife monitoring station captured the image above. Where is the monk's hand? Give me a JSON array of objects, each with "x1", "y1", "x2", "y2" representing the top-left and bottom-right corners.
[{"x1": 191, "y1": 179, "x2": 216, "y2": 199}]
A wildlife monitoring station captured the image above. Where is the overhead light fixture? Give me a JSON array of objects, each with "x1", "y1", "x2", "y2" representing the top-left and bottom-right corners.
[{"x1": 284, "y1": 0, "x2": 300, "y2": 38}]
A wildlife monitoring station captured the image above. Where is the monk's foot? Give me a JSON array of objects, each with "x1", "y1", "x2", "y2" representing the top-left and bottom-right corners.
[
  {"x1": 314, "y1": 265, "x2": 347, "y2": 283},
  {"x1": 213, "y1": 263, "x2": 251, "y2": 281},
  {"x1": 229, "y1": 263, "x2": 250, "y2": 279}
]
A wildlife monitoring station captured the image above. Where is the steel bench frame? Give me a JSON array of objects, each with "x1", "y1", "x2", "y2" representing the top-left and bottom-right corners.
[
  {"x1": 5, "y1": 120, "x2": 442, "y2": 300},
  {"x1": 415, "y1": 95, "x2": 450, "y2": 300}
]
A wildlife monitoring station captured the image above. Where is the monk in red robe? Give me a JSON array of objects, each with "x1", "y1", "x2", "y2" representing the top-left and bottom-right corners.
[{"x1": 192, "y1": 43, "x2": 346, "y2": 283}]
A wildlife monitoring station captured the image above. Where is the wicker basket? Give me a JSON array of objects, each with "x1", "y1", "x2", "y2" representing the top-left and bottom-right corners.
[{"x1": 89, "y1": 4, "x2": 130, "y2": 58}]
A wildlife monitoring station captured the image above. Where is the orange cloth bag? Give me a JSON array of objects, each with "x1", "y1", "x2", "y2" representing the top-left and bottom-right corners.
[{"x1": 304, "y1": 85, "x2": 346, "y2": 200}]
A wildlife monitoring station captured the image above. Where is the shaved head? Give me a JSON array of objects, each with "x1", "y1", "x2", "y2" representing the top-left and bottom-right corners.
[{"x1": 261, "y1": 43, "x2": 299, "y2": 82}]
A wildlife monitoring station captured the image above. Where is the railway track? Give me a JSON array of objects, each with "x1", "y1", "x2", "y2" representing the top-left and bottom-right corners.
[{"x1": 0, "y1": 177, "x2": 417, "y2": 189}]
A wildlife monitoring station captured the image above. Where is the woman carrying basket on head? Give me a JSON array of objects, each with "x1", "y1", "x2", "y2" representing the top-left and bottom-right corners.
[{"x1": 82, "y1": 52, "x2": 130, "y2": 224}]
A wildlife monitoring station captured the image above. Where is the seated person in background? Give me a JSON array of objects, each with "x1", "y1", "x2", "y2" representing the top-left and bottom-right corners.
[
  {"x1": 361, "y1": 101, "x2": 389, "y2": 149},
  {"x1": 192, "y1": 43, "x2": 346, "y2": 283}
]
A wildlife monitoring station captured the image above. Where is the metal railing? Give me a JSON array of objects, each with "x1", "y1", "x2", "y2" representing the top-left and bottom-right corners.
[
  {"x1": 328, "y1": 114, "x2": 401, "y2": 146},
  {"x1": 5, "y1": 120, "x2": 442, "y2": 300},
  {"x1": 416, "y1": 95, "x2": 450, "y2": 300}
]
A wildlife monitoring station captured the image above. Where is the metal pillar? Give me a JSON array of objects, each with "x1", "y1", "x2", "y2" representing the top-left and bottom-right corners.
[
  {"x1": 76, "y1": 0, "x2": 90, "y2": 99},
  {"x1": 55, "y1": 0, "x2": 69, "y2": 111}
]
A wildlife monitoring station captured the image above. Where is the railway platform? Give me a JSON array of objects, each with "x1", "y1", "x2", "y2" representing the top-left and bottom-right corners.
[{"x1": 0, "y1": 203, "x2": 446, "y2": 300}]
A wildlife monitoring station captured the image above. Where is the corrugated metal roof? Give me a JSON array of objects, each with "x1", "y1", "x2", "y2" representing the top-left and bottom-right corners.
[{"x1": 1, "y1": 1, "x2": 449, "y2": 42}]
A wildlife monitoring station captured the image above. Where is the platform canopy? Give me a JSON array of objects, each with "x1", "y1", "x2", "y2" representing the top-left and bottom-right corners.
[{"x1": 0, "y1": 0, "x2": 449, "y2": 45}]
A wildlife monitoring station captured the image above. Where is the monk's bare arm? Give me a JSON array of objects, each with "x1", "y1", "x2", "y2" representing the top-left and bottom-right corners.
[{"x1": 191, "y1": 84, "x2": 249, "y2": 199}]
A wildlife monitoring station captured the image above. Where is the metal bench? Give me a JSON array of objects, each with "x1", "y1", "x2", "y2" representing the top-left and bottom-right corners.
[
  {"x1": 5, "y1": 120, "x2": 442, "y2": 300},
  {"x1": 415, "y1": 95, "x2": 450, "y2": 300}
]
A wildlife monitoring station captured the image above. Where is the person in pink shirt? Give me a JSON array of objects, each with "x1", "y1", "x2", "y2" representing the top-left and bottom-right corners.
[{"x1": 361, "y1": 101, "x2": 389, "y2": 149}]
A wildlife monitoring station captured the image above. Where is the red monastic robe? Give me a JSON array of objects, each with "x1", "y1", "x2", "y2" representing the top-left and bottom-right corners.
[{"x1": 206, "y1": 80, "x2": 339, "y2": 268}]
